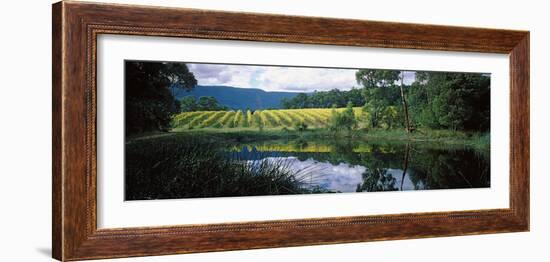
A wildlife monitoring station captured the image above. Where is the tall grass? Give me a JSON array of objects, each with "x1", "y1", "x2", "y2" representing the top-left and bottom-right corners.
[{"x1": 125, "y1": 135, "x2": 324, "y2": 200}]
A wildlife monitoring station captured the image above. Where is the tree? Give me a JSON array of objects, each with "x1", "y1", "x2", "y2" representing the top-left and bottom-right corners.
[
  {"x1": 197, "y1": 96, "x2": 219, "y2": 111},
  {"x1": 179, "y1": 96, "x2": 197, "y2": 112},
  {"x1": 328, "y1": 104, "x2": 340, "y2": 133},
  {"x1": 179, "y1": 96, "x2": 227, "y2": 112},
  {"x1": 356, "y1": 69, "x2": 413, "y2": 132},
  {"x1": 356, "y1": 69, "x2": 400, "y2": 88},
  {"x1": 380, "y1": 106, "x2": 399, "y2": 129},
  {"x1": 294, "y1": 121, "x2": 308, "y2": 132},
  {"x1": 340, "y1": 102, "x2": 358, "y2": 136},
  {"x1": 422, "y1": 72, "x2": 488, "y2": 131},
  {"x1": 125, "y1": 61, "x2": 197, "y2": 135},
  {"x1": 280, "y1": 88, "x2": 365, "y2": 109},
  {"x1": 399, "y1": 70, "x2": 413, "y2": 133},
  {"x1": 356, "y1": 69, "x2": 400, "y2": 129},
  {"x1": 166, "y1": 63, "x2": 198, "y2": 98},
  {"x1": 407, "y1": 71, "x2": 490, "y2": 131},
  {"x1": 328, "y1": 102, "x2": 357, "y2": 136}
]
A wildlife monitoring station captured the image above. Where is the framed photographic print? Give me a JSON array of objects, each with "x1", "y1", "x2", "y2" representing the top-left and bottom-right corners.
[{"x1": 52, "y1": 1, "x2": 529, "y2": 261}]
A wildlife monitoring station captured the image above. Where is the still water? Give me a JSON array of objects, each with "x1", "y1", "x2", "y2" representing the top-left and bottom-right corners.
[{"x1": 229, "y1": 139, "x2": 490, "y2": 193}]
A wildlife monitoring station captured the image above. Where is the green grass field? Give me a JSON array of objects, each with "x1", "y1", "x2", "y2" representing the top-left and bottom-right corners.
[
  {"x1": 172, "y1": 107, "x2": 365, "y2": 130},
  {"x1": 166, "y1": 107, "x2": 489, "y2": 151}
]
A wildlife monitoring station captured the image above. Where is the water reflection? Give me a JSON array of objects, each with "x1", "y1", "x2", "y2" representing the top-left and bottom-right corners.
[{"x1": 230, "y1": 139, "x2": 489, "y2": 193}]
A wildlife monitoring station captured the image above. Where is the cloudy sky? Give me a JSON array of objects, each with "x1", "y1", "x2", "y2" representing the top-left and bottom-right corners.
[{"x1": 187, "y1": 63, "x2": 415, "y2": 93}]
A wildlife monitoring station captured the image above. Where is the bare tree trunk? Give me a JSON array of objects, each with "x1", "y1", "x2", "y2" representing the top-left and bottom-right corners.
[
  {"x1": 400, "y1": 71, "x2": 412, "y2": 133},
  {"x1": 400, "y1": 143, "x2": 410, "y2": 191}
]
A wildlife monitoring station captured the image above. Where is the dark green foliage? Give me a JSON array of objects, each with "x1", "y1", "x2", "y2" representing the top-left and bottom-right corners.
[
  {"x1": 198, "y1": 96, "x2": 226, "y2": 111},
  {"x1": 281, "y1": 88, "x2": 364, "y2": 109},
  {"x1": 355, "y1": 68, "x2": 490, "y2": 132},
  {"x1": 328, "y1": 102, "x2": 357, "y2": 135},
  {"x1": 408, "y1": 72, "x2": 490, "y2": 131},
  {"x1": 356, "y1": 69, "x2": 400, "y2": 88},
  {"x1": 179, "y1": 96, "x2": 198, "y2": 112},
  {"x1": 354, "y1": 143, "x2": 490, "y2": 192},
  {"x1": 294, "y1": 121, "x2": 308, "y2": 132},
  {"x1": 179, "y1": 95, "x2": 227, "y2": 112},
  {"x1": 125, "y1": 61, "x2": 197, "y2": 135},
  {"x1": 407, "y1": 148, "x2": 490, "y2": 190},
  {"x1": 356, "y1": 69, "x2": 403, "y2": 129}
]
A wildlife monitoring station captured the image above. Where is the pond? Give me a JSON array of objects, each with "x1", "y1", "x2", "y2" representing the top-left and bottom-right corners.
[{"x1": 228, "y1": 139, "x2": 490, "y2": 193}]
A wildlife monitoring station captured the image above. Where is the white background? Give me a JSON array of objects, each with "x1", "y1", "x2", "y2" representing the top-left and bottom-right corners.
[
  {"x1": 0, "y1": 0, "x2": 546, "y2": 261},
  {"x1": 97, "y1": 35, "x2": 509, "y2": 228}
]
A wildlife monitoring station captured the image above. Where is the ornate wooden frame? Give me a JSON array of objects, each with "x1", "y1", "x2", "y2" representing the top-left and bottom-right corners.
[{"x1": 52, "y1": 1, "x2": 529, "y2": 261}]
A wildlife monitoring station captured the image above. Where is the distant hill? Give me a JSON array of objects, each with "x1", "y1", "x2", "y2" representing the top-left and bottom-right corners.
[{"x1": 173, "y1": 85, "x2": 300, "y2": 110}]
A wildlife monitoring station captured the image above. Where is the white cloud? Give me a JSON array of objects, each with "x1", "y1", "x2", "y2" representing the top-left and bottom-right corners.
[
  {"x1": 256, "y1": 157, "x2": 419, "y2": 193},
  {"x1": 256, "y1": 67, "x2": 357, "y2": 92},
  {"x1": 188, "y1": 63, "x2": 416, "y2": 92}
]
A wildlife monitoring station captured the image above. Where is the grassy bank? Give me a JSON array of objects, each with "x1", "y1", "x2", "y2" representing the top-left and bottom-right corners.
[
  {"x1": 125, "y1": 135, "x2": 329, "y2": 200},
  {"x1": 154, "y1": 127, "x2": 489, "y2": 150}
]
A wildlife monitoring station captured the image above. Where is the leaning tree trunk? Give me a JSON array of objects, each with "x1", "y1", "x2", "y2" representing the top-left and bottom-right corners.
[
  {"x1": 400, "y1": 71, "x2": 412, "y2": 133},
  {"x1": 400, "y1": 143, "x2": 410, "y2": 191}
]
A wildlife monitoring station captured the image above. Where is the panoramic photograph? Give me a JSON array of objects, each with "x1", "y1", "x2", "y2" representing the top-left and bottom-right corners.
[{"x1": 124, "y1": 60, "x2": 490, "y2": 201}]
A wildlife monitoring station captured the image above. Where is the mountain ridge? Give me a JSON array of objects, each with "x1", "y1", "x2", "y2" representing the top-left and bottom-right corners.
[{"x1": 173, "y1": 85, "x2": 302, "y2": 110}]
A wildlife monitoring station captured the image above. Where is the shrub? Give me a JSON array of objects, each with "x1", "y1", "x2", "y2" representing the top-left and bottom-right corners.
[
  {"x1": 294, "y1": 121, "x2": 308, "y2": 132},
  {"x1": 328, "y1": 102, "x2": 357, "y2": 136}
]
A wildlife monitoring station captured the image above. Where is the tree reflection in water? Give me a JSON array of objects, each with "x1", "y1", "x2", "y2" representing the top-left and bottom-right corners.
[{"x1": 233, "y1": 138, "x2": 490, "y2": 193}]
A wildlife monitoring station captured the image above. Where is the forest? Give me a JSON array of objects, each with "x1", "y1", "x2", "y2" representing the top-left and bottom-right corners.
[{"x1": 278, "y1": 69, "x2": 490, "y2": 132}]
